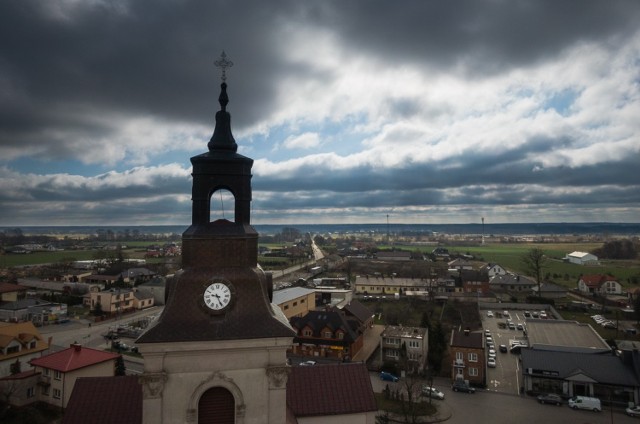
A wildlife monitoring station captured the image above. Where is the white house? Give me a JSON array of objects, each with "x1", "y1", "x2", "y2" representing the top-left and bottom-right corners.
[
  {"x1": 578, "y1": 274, "x2": 623, "y2": 295},
  {"x1": 566, "y1": 251, "x2": 599, "y2": 265},
  {"x1": 484, "y1": 263, "x2": 507, "y2": 278}
]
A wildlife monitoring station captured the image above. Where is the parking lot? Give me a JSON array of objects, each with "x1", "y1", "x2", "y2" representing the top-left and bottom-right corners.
[{"x1": 482, "y1": 308, "x2": 531, "y2": 395}]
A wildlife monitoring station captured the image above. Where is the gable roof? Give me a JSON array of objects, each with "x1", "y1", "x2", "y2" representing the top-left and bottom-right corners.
[
  {"x1": 290, "y1": 310, "x2": 359, "y2": 343},
  {"x1": 568, "y1": 251, "x2": 596, "y2": 259},
  {"x1": 287, "y1": 363, "x2": 377, "y2": 417},
  {"x1": 0, "y1": 322, "x2": 48, "y2": 355},
  {"x1": 450, "y1": 330, "x2": 483, "y2": 349},
  {"x1": 490, "y1": 274, "x2": 536, "y2": 286},
  {"x1": 340, "y1": 299, "x2": 373, "y2": 324},
  {"x1": 62, "y1": 376, "x2": 142, "y2": 424},
  {"x1": 579, "y1": 274, "x2": 618, "y2": 288},
  {"x1": 0, "y1": 282, "x2": 27, "y2": 294},
  {"x1": 30, "y1": 344, "x2": 119, "y2": 372}
]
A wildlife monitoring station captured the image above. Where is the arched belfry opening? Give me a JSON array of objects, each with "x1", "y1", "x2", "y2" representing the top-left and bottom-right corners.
[{"x1": 209, "y1": 188, "x2": 236, "y2": 223}]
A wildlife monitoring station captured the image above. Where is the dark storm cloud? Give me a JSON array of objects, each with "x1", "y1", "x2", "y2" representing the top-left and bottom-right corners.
[
  {"x1": 3, "y1": 0, "x2": 639, "y2": 153},
  {"x1": 0, "y1": 0, "x2": 639, "y2": 224}
]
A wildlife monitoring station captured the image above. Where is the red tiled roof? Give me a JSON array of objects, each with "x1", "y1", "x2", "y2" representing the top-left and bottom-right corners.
[
  {"x1": 0, "y1": 282, "x2": 27, "y2": 293},
  {"x1": 63, "y1": 376, "x2": 142, "y2": 424},
  {"x1": 30, "y1": 344, "x2": 119, "y2": 372},
  {"x1": 580, "y1": 274, "x2": 617, "y2": 288},
  {"x1": 287, "y1": 362, "x2": 377, "y2": 417},
  {"x1": 0, "y1": 369, "x2": 37, "y2": 380}
]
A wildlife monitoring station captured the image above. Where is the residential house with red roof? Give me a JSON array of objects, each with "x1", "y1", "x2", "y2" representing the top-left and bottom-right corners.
[
  {"x1": 578, "y1": 274, "x2": 622, "y2": 295},
  {"x1": 29, "y1": 343, "x2": 120, "y2": 408}
]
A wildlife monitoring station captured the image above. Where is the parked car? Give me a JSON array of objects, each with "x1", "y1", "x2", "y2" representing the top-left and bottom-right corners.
[
  {"x1": 487, "y1": 310, "x2": 494, "y2": 317},
  {"x1": 499, "y1": 344, "x2": 508, "y2": 353},
  {"x1": 300, "y1": 360, "x2": 317, "y2": 366},
  {"x1": 380, "y1": 372, "x2": 399, "y2": 382},
  {"x1": 626, "y1": 405, "x2": 640, "y2": 417},
  {"x1": 421, "y1": 385, "x2": 445, "y2": 400},
  {"x1": 487, "y1": 357, "x2": 496, "y2": 368},
  {"x1": 451, "y1": 380, "x2": 476, "y2": 393},
  {"x1": 568, "y1": 396, "x2": 601, "y2": 412},
  {"x1": 537, "y1": 393, "x2": 563, "y2": 405},
  {"x1": 488, "y1": 349, "x2": 496, "y2": 358}
]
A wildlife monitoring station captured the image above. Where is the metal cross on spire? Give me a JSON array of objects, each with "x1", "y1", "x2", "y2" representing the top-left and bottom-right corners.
[{"x1": 215, "y1": 51, "x2": 234, "y2": 82}]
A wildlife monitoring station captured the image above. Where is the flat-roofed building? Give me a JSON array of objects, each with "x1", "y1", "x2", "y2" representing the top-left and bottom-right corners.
[
  {"x1": 273, "y1": 287, "x2": 316, "y2": 319},
  {"x1": 525, "y1": 319, "x2": 610, "y2": 352}
]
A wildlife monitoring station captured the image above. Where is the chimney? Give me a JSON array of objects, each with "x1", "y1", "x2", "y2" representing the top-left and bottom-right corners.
[
  {"x1": 464, "y1": 329, "x2": 470, "y2": 336},
  {"x1": 71, "y1": 342, "x2": 81, "y2": 352}
]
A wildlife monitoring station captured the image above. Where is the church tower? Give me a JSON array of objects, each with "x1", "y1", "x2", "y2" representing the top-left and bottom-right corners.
[{"x1": 136, "y1": 52, "x2": 295, "y2": 424}]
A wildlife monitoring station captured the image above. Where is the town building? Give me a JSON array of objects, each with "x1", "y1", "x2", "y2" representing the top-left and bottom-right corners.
[
  {"x1": 565, "y1": 251, "x2": 599, "y2": 265},
  {"x1": 490, "y1": 274, "x2": 537, "y2": 292},
  {"x1": 29, "y1": 343, "x2": 120, "y2": 408},
  {"x1": 0, "y1": 322, "x2": 49, "y2": 378},
  {"x1": 290, "y1": 309, "x2": 362, "y2": 361},
  {"x1": 0, "y1": 282, "x2": 27, "y2": 302},
  {"x1": 577, "y1": 274, "x2": 623, "y2": 295},
  {"x1": 450, "y1": 329, "x2": 485, "y2": 386},
  {"x1": 354, "y1": 275, "x2": 431, "y2": 296},
  {"x1": 272, "y1": 286, "x2": 316, "y2": 319},
  {"x1": 84, "y1": 288, "x2": 154, "y2": 316},
  {"x1": 286, "y1": 363, "x2": 377, "y2": 423},
  {"x1": 459, "y1": 269, "x2": 490, "y2": 295},
  {"x1": 483, "y1": 263, "x2": 507, "y2": 278},
  {"x1": 380, "y1": 325, "x2": 429, "y2": 373}
]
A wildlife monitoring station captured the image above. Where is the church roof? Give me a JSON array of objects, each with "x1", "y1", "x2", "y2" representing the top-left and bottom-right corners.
[
  {"x1": 287, "y1": 363, "x2": 377, "y2": 417},
  {"x1": 62, "y1": 376, "x2": 142, "y2": 424}
]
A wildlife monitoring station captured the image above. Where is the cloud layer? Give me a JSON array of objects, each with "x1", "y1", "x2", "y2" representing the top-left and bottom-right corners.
[{"x1": 1, "y1": 0, "x2": 639, "y2": 226}]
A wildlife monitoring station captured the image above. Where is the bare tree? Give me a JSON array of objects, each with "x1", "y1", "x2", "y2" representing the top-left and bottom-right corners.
[{"x1": 522, "y1": 248, "x2": 547, "y2": 296}]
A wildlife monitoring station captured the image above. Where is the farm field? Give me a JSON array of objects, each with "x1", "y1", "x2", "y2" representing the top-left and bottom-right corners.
[{"x1": 405, "y1": 242, "x2": 640, "y2": 288}]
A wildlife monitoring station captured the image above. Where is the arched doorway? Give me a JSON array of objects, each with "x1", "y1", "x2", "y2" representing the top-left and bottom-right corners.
[{"x1": 198, "y1": 386, "x2": 235, "y2": 424}]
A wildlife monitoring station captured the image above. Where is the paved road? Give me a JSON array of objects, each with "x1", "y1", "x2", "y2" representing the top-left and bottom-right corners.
[{"x1": 369, "y1": 373, "x2": 639, "y2": 423}]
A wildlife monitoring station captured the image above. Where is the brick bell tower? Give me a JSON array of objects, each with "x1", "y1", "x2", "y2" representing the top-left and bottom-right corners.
[{"x1": 137, "y1": 52, "x2": 295, "y2": 424}]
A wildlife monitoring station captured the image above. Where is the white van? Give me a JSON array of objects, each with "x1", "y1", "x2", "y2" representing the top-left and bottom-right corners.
[{"x1": 568, "y1": 396, "x2": 601, "y2": 412}]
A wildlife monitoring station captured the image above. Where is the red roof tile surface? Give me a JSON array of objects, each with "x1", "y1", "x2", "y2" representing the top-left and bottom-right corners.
[
  {"x1": 287, "y1": 362, "x2": 377, "y2": 417},
  {"x1": 62, "y1": 376, "x2": 142, "y2": 424},
  {"x1": 30, "y1": 344, "x2": 119, "y2": 372}
]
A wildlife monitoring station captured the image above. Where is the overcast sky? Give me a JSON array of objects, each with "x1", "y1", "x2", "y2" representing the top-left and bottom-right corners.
[{"x1": 1, "y1": 0, "x2": 639, "y2": 227}]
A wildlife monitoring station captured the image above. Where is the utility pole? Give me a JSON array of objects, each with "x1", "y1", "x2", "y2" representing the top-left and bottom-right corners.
[
  {"x1": 481, "y1": 217, "x2": 485, "y2": 245},
  {"x1": 386, "y1": 214, "x2": 390, "y2": 245}
]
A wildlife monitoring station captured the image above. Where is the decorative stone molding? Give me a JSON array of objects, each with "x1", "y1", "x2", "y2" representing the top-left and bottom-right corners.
[
  {"x1": 266, "y1": 366, "x2": 291, "y2": 389},
  {"x1": 139, "y1": 372, "x2": 168, "y2": 399}
]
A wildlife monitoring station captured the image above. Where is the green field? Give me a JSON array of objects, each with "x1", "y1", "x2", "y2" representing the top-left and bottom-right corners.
[{"x1": 400, "y1": 242, "x2": 640, "y2": 289}]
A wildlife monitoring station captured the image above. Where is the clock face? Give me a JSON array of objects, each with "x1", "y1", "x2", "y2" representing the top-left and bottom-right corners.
[{"x1": 203, "y1": 280, "x2": 233, "y2": 312}]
